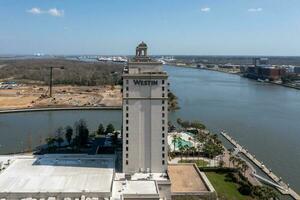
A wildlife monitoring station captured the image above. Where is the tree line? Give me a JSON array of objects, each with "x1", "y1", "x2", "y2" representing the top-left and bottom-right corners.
[
  {"x1": 45, "y1": 119, "x2": 116, "y2": 152},
  {"x1": 0, "y1": 59, "x2": 123, "y2": 86}
]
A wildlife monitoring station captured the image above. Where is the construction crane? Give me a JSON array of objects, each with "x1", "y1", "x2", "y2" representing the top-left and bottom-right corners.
[{"x1": 49, "y1": 66, "x2": 64, "y2": 97}]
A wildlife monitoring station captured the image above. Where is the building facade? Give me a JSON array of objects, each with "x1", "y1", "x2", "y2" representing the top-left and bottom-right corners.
[{"x1": 122, "y1": 42, "x2": 168, "y2": 173}]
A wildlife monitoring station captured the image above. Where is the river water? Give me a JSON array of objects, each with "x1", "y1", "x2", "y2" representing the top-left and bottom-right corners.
[{"x1": 0, "y1": 65, "x2": 299, "y2": 192}]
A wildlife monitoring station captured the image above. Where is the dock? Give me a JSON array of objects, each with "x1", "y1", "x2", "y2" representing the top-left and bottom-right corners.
[{"x1": 221, "y1": 131, "x2": 300, "y2": 200}]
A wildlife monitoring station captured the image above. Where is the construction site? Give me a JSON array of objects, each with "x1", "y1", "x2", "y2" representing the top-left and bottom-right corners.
[{"x1": 0, "y1": 84, "x2": 122, "y2": 110}]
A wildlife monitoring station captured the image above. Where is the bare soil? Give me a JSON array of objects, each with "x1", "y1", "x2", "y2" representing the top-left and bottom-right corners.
[{"x1": 0, "y1": 84, "x2": 122, "y2": 110}]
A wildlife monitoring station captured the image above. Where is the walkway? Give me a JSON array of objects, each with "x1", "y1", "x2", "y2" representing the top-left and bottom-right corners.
[{"x1": 221, "y1": 131, "x2": 300, "y2": 200}]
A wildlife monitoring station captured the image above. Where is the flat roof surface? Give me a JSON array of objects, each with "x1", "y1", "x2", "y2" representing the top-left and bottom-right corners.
[
  {"x1": 0, "y1": 155, "x2": 114, "y2": 193},
  {"x1": 115, "y1": 172, "x2": 168, "y2": 181},
  {"x1": 112, "y1": 180, "x2": 158, "y2": 200},
  {"x1": 168, "y1": 164, "x2": 208, "y2": 193}
]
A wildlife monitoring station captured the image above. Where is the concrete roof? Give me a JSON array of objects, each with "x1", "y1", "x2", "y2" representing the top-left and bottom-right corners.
[
  {"x1": 168, "y1": 164, "x2": 209, "y2": 193},
  {"x1": 0, "y1": 155, "x2": 114, "y2": 194},
  {"x1": 112, "y1": 180, "x2": 158, "y2": 200},
  {"x1": 115, "y1": 172, "x2": 168, "y2": 181}
]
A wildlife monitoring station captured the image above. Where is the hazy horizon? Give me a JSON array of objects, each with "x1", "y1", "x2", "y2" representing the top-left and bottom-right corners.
[{"x1": 1, "y1": 0, "x2": 300, "y2": 56}]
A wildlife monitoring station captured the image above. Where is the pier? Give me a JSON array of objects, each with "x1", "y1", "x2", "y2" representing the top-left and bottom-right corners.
[{"x1": 221, "y1": 131, "x2": 300, "y2": 200}]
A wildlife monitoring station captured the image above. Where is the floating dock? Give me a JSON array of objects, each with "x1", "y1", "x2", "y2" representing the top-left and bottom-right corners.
[{"x1": 221, "y1": 131, "x2": 300, "y2": 200}]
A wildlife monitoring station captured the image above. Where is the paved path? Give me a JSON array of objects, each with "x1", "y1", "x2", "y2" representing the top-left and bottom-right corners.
[{"x1": 221, "y1": 131, "x2": 300, "y2": 200}]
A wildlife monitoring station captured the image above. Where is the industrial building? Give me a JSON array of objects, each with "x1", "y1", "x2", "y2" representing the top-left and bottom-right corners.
[{"x1": 244, "y1": 58, "x2": 286, "y2": 81}]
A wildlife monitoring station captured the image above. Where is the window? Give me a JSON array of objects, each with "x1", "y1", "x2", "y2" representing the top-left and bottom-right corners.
[
  {"x1": 162, "y1": 147, "x2": 165, "y2": 151},
  {"x1": 162, "y1": 160, "x2": 165, "y2": 165},
  {"x1": 162, "y1": 133, "x2": 165, "y2": 138},
  {"x1": 126, "y1": 154, "x2": 128, "y2": 158},
  {"x1": 126, "y1": 120, "x2": 129, "y2": 124},
  {"x1": 126, "y1": 133, "x2": 128, "y2": 138},
  {"x1": 126, "y1": 100, "x2": 128, "y2": 104},
  {"x1": 162, "y1": 93, "x2": 165, "y2": 97},
  {"x1": 126, "y1": 93, "x2": 129, "y2": 97},
  {"x1": 162, "y1": 140, "x2": 165, "y2": 144},
  {"x1": 126, "y1": 140, "x2": 128, "y2": 144},
  {"x1": 162, "y1": 87, "x2": 165, "y2": 91},
  {"x1": 162, "y1": 126, "x2": 165, "y2": 131},
  {"x1": 162, "y1": 153, "x2": 165, "y2": 158},
  {"x1": 162, "y1": 106, "x2": 165, "y2": 111},
  {"x1": 162, "y1": 100, "x2": 165, "y2": 104},
  {"x1": 162, "y1": 80, "x2": 165, "y2": 84},
  {"x1": 126, "y1": 146, "x2": 128, "y2": 151},
  {"x1": 126, "y1": 80, "x2": 129, "y2": 84},
  {"x1": 126, "y1": 106, "x2": 129, "y2": 111},
  {"x1": 126, "y1": 113, "x2": 129, "y2": 117},
  {"x1": 126, "y1": 87, "x2": 129, "y2": 91},
  {"x1": 126, "y1": 126, "x2": 129, "y2": 131},
  {"x1": 162, "y1": 113, "x2": 165, "y2": 118},
  {"x1": 126, "y1": 160, "x2": 128, "y2": 165},
  {"x1": 162, "y1": 120, "x2": 165, "y2": 124}
]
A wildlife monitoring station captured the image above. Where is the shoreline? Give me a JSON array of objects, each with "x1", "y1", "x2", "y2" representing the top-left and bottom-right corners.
[
  {"x1": 168, "y1": 65, "x2": 300, "y2": 90},
  {"x1": 0, "y1": 106, "x2": 122, "y2": 114}
]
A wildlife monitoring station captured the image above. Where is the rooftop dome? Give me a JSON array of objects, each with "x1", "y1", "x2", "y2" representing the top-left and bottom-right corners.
[{"x1": 137, "y1": 42, "x2": 147, "y2": 48}]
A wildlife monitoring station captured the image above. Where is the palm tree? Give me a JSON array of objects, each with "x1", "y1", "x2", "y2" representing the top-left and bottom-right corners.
[
  {"x1": 183, "y1": 144, "x2": 189, "y2": 160},
  {"x1": 242, "y1": 162, "x2": 249, "y2": 176},
  {"x1": 178, "y1": 139, "x2": 184, "y2": 161},
  {"x1": 171, "y1": 134, "x2": 178, "y2": 152}
]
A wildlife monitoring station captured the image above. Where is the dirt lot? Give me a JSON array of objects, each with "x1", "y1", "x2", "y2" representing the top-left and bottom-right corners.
[{"x1": 0, "y1": 84, "x2": 122, "y2": 110}]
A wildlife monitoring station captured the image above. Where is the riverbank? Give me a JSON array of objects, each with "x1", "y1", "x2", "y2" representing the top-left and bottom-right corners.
[
  {"x1": 221, "y1": 132, "x2": 300, "y2": 200},
  {"x1": 170, "y1": 64, "x2": 300, "y2": 91},
  {"x1": 0, "y1": 106, "x2": 122, "y2": 114}
]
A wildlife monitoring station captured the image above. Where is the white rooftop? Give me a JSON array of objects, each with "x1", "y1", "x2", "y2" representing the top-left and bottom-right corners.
[
  {"x1": 114, "y1": 172, "x2": 168, "y2": 181},
  {"x1": 0, "y1": 155, "x2": 114, "y2": 194},
  {"x1": 112, "y1": 180, "x2": 159, "y2": 200}
]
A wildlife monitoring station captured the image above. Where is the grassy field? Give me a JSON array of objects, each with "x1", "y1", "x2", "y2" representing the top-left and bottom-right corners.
[
  {"x1": 205, "y1": 172, "x2": 253, "y2": 200},
  {"x1": 179, "y1": 159, "x2": 209, "y2": 167}
]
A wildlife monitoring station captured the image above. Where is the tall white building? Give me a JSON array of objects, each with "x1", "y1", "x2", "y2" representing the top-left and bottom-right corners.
[{"x1": 122, "y1": 42, "x2": 168, "y2": 173}]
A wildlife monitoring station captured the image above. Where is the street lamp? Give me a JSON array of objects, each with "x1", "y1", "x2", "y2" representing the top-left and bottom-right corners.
[{"x1": 49, "y1": 66, "x2": 64, "y2": 97}]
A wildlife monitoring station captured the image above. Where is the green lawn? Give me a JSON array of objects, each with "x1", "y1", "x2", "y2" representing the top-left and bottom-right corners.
[
  {"x1": 179, "y1": 159, "x2": 209, "y2": 167},
  {"x1": 205, "y1": 172, "x2": 253, "y2": 200}
]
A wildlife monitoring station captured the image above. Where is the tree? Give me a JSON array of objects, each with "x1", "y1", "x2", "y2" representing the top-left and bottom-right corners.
[
  {"x1": 55, "y1": 127, "x2": 64, "y2": 148},
  {"x1": 105, "y1": 123, "x2": 115, "y2": 135},
  {"x1": 46, "y1": 137, "x2": 57, "y2": 152},
  {"x1": 74, "y1": 119, "x2": 89, "y2": 147},
  {"x1": 178, "y1": 139, "x2": 184, "y2": 161},
  {"x1": 176, "y1": 118, "x2": 183, "y2": 126},
  {"x1": 203, "y1": 139, "x2": 224, "y2": 158},
  {"x1": 190, "y1": 121, "x2": 206, "y2": 130},
  {"x1": 65, "y1": 126, "x2": 73, "y2": 145},
  {"x1": 56, "y1": 137, "x2": 64, "y2": 148},
  {"x1": 112, "y1": 131, "x2": 120, "y2": 146},
  {"x1": 252, "y1": 186, "x2": 278, "y2": 200},
  {"x1": 97, "y1": 123, "x2": 105, "y2": 136},
  {"x1": 168, "y1": 121, "x2": 176, "y2": 132},
  {"x1": 171, "y1": 134, "x2": 178, "y2": 152}
]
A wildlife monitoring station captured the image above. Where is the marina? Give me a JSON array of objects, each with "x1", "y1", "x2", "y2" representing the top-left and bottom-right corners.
[{"x1": 221, "y1": 131, "x2": 300, "y2": 200}]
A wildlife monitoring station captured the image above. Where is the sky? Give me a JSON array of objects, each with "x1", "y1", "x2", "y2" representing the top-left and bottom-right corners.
[{"x1": 0, "y1": 0, "x2": 300, "y2": 56}]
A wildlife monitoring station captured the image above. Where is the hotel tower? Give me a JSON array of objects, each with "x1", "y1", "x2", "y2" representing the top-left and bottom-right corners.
[{"x1": 122, "y1": 42, "x2": 168, "y2": 173}]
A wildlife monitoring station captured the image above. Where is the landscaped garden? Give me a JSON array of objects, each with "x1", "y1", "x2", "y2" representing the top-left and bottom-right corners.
[{"x1": 206, "y1": 171, "x2": 253, "y2": 200}]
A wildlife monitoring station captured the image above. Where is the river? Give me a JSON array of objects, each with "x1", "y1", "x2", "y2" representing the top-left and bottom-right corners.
[{"x1": 0, "y1": 65, "x2": 299, "y2": 192}]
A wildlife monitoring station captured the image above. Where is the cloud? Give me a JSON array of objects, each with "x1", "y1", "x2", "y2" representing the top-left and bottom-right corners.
[
  {"x1": 201, "y1": 7, "x2": 211, "y2": 12},
  {"x1": 27, "y1": 7, "x2": 42, "y2": 15},
  {"x1": 48, "y1": 8, "x2": 64, "y2": 17},
  {"x1": 248, "y1": 8, "x2": 263, "y2": 12},
  {"x1": 27, "y1": 7, "x2": 64, "y2": 17}
]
